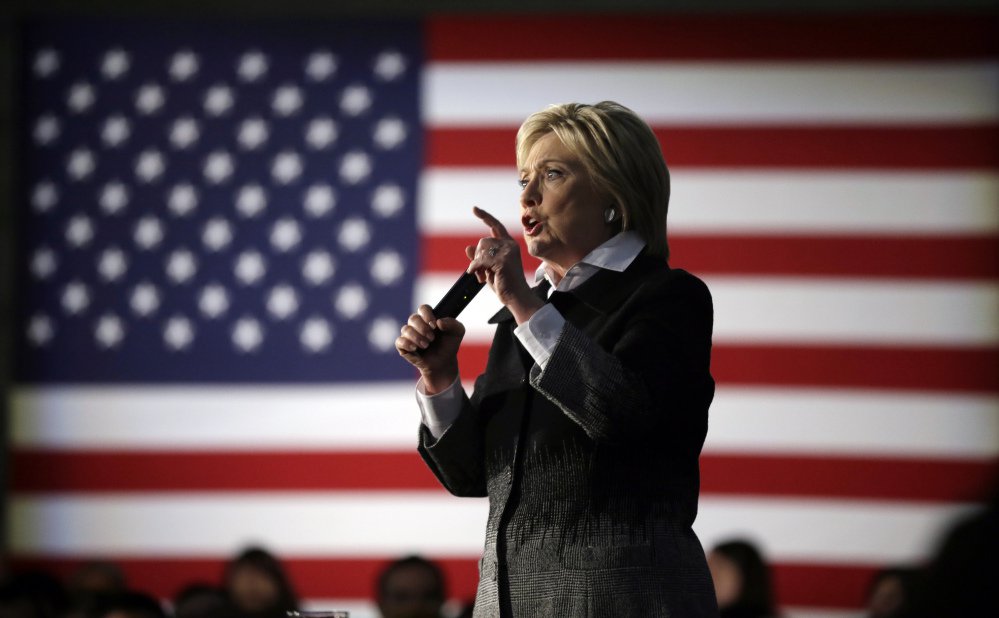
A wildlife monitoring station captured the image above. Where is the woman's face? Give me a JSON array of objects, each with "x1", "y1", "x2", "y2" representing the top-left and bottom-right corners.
[
  {"x1": 707, "y1": 550, "x2": 743, "y2": 608},
  {"x1": 519, "y1": 132, "x2": 613, "y2": 274},
  {"x1": 227, "y1": 565, "x2": 281, "y2": 612}
]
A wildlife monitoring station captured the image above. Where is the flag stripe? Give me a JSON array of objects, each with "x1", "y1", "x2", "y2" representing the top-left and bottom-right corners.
[
  {"x1": 424, "y1": 63, "x2": 999, "y2": 125},
  {"x1": 419, "y1": 170, "x2": 999, "y2": 235},
  {"x1": 8, "y1": 493, "x2": 974, "y2": 563},
  {"x1": 426, "y1": 14, "x2": 999, "y2": 62},
  {"x1": 13, "y1": 387, "x2": 997, "y2": 459},
  {"x1": 457, "y1": 344, "x2": 999, "y2": 393},
  {"x1": 7, "y1": 555, "x2": 884, "y2": 610},
  {"x1": 423, "y1": 233, "x2": 999, "y2": 280},
  {"x1": 10, "y1": 449, "x2": 996, "y2": 503},
  {"x1": 427, "y1": 125, "x2": 999, "y2": 169}
]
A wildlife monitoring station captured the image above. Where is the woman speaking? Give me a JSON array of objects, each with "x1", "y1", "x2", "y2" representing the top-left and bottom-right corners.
[{"x1": 396, "y1": 101, "x2": 718, "y2": 617}]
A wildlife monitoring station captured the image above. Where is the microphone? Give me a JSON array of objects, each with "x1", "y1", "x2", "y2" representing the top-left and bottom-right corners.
[{"x1": 432, "y1": 271, "x2": 485, "y2": 319}]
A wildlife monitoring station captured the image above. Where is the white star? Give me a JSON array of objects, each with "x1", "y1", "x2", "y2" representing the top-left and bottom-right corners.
[
  {"x1": 237, "y1": 116, "x2": 270, "y2": 150},
  {"x1": 67, "y1": 148, "x2": 96, "y2": 181},
  {"x1": 130, "y1": 282, "x2": 160, "y2": 317},
  {"x1": 368, "y1": 315, "x2": 400, "y2": 352},
  {"x1": 370, "y1": 249, "x2": 405, "y2": 285},
  {"x1": 334, "y1": 283, "x2": 369, "y2": 320},
  {"x1": 337, "y1": 217, "x2": 371, "y2": 252},
  {"x1": 27, "y1": 314, "x2": 55, "y2": 347},
  {"x1": 302, "y1": 250, "x2": 335, "y2": 285},
  {"x1": 99, "y1": 181, "x2": 129, "y2": 215},
  {"x1": 270, "y1": 218, "x2": 302, "y2": 253},
  {"x1": 204, "y1": 84, "x2": 235, "y2": 117},
  {"x1": 164, "y1": 315, "x2": 195, "y2": 350},
  {"x1": 371, "y1": 183, "x2": 405, "y2": 218},
  {"x1": 134, "y1": 216, "x2": 165, "y2": 250},
  {"x1": 237, "y1": 51, "x2": 269, "y2": 82},
  {"x1": 135, "y1": 83, "x2": 166, "y2": 115},
  {"x1": 31, "y1": 181, "x2": 58, "y2": 213},
  {"x1": 236, "y1": 184, "x2": 267, "y2": 218},
  {"x1": 305, "y1": 50, "x2": 338, "y2": 82},
  {"x1": 300, "y1": 317, "x2": 334, "y2": 353},
  {"x1": 67, "y1": 82, "x2": 96, "y2": 113},
  {"x1": 94, "y1": 313, "x2": 125, "y2": 349},
  {"x1": 339, "y1": 150, "x2": 372, "y2": 185},
  {"x1": 303, "y1": 184, "x2": 336, "y2": 218},
  {"x1": 61, "y1": 280, "x2": 90, "y2": 315},
  {"x1": 101, "y1": 115, "x2": 131, "y2": 148},
  {"x1": 202, "y1": 217, "x2": 233, "y2": 251},
  {"x1": 272, "y1": 84, "x2": 303, "y2": 117},
  {"x1": 234, "y1": 250, "x2": 267, "y2": 285},
  {"x1": 30, "y1": 247, "x2": 58, "y2": 280},
  {"x1": 232, "y1": 317, "x2": 264, "y2": 352},
  {"x1": 168, "y1": 183, "x2": 199, "y2": 217},
  {"x1": 165, "y1": 248, "x2": 198, "y2": 284},
  {"x1": 169, "y1": 116, "x2": 200, "y2": 150},
  {"x1": 33, "y1": 48, "x2": 60, "y2": 78},
  {"x1": 271, "y1": 151, "x2": 303, "y2": 184},
  {"x1": 169, "y1": 49, "x2": 199, "y2": 82},
  {"x1": 373, "y1": 50, "x2": 407, "y2": 81},
  {"x1": 97, "y1": 246, "x2": 128, "y2": 282},
  {"x1": 373, "y1": 117, "x2": 407, "y2": 150},
  {"x1": 101, "y1": 48, "x2": 130, "y2": 80},
  {"x1": 135, "y1": 149, "x2": 166, "y2": 183},
  {"x1": 33, "y1": 114, "x2": 60, "y2": 146},
  {"x1": 266, "y1": 284, "x2": 299, "y2": 320},
  {"x1": 65, "y1": 214, "x2": 95, "y2": 248},
  {"x1": 304, "y1": 117, "x2": 338, "y2": 150},
  {"x1": 204, "y1": 150, "x2": 235, "y2": 184},
  {"x1": 198, "y1": 284, "x2": 230, "y2": 319},
  {"x1": 340, "y1": 84, "x2": 372, "y2": 116}
]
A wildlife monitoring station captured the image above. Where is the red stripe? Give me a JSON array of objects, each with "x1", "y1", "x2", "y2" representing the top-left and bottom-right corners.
[
  {"x1": 427, "y1": 14, "x2": 999, "y2": 61},
  {"x1": 427, "y1": 125, "x2": 999, "y2": 169},
  {"x1": 422, "y1": 234, "x2": 999, "y2": 280},
  {"x1": 12, "y1": 450, "x2": 996, "y2": 502},
  {"x1": 7, "y1": 555, "x2": 884, "y2": 609},
  {"x1": 458, "y1": 343, "x2": 999, "y2": 393}
]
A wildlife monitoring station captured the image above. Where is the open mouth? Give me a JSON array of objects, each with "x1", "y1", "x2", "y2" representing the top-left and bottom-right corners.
[{"x1": 522, "y1": 214, "x2": 542, "y2": 236}]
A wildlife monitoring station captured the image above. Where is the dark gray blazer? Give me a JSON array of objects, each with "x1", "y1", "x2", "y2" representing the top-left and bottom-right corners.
[{"x1": 419, "y1": 255, "x2": 718, "y2": 617}]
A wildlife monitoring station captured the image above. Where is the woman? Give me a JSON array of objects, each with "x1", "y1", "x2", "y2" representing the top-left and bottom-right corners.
[
  {"x1": 707, "y1": 539, "x2": 778, "y2": 618},
  {"x1": 396, "y1": 101, "x2": 717, "y2": 616},
  {"x1": 222, "y1": 546, "x2": 298, "y2": 618}
]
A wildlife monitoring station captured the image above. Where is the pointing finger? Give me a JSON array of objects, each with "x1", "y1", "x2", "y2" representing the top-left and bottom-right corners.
[{"x1": 472, "y1": 206, "x2": 512, "y2": 239}]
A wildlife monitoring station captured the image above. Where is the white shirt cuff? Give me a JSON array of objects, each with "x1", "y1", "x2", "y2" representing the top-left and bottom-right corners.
[
  {"x1": 415, "y1": 375, "x2": 464, "y2": 439},
  {"x1": 514, "y1": 303, "x2": 565, "y2": 370}
]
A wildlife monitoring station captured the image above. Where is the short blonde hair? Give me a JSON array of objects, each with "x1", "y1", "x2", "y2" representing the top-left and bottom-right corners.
[{"x1": 516, "y1": 101, "x2": 671, "y2": 260}]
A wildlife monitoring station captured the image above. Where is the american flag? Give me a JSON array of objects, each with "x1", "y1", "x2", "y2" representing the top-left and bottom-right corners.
[{"x1": 8, "y1": 12, "x2": 999, "y2": 617}]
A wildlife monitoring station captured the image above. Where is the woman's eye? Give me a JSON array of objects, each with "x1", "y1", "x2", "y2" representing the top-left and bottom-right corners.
[
  {"x1": 545, "y1": 169, "x2": 563, "y2": 180},
  {"x1": 517, "y1": 178, "x2": 529, "y2": 189}
]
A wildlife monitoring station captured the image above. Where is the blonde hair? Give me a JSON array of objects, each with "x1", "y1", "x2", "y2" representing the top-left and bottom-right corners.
[{"x1": 516, "y1": 101, "x2": 671, "y2": 260}]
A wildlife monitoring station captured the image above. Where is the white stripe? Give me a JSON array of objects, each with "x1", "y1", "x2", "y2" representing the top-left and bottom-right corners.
[
  {"x1": 424, "y1": 62, "x2": 999, "y2": 125},
  {"x1": 416, "y1": 275, "x2": 999, "y2": 346},
  {"x1": 419, "y1": 170, "x2": 999, "y2": 235},
  {"x1": 705, "y1": 388, "x2": 999, "y2": 458},
  {"x1": 12, "y1": 387, "x2": 998, "y2": 459},
  {"x1": 8, "y1": 492, "x2": 978, "y2": 564}
]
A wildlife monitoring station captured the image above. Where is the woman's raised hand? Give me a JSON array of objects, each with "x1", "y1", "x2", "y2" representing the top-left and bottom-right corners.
[
  {"x1": 466, "y1": 207, "x2": 543, "y2": 325},
  {"x1": 395, "y1": 304, "x2": 465, "y2": 394}
]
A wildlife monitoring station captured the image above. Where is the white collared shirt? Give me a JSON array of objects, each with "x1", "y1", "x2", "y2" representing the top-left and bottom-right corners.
[{"x1": 417, "y1": 231, "x2": 646, "y2": 438}]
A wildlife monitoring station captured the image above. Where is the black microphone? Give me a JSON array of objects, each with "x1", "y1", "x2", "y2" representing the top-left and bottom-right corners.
[{"x1": 432, "y1": 271, "x2": 485, "y2": 319}]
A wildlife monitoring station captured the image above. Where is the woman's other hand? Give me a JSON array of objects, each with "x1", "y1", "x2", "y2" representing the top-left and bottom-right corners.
[
  {"x1": 396, "y1": 305, "x2": 464, "y2": 394},
  {"x1": 466, "y1": 206, "x2": 544, "y2": 325}
]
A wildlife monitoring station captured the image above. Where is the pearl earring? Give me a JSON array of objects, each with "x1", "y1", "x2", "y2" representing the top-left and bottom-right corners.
[{"x1": 604, "y1": 208, "x2": 616, "y2": 223}]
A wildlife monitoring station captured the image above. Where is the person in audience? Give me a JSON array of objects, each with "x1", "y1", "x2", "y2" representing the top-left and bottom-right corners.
[
  {"x1": 375, "y1": 556, "x2": 446, "y2": 618},
  {"x1": 222, "y1": 547, "x2": 299, "y2": 618},
  {"x1": 0, "y1": 570, "x2": 68, "y2": 618},
  {"x1": 88, "y1": 591, "x2": 165, "y2": 618},
  {"x1": 66, "y1": 562, "x2": 128, "y2": 618},
  {"x1": 864, "y1": 567, "x2": 922, "y2": 618},
  {"x1": 706, "y1": 539, "x2": 778, "y2": 618},
  {"x1": 172, "y1": 583, "x2": 235, "y2": 618}
]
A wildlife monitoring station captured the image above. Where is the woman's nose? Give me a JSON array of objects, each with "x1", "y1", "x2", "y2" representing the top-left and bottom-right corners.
[{"x1": 520, "y1": 177, "x2": 541, "y2": 206}]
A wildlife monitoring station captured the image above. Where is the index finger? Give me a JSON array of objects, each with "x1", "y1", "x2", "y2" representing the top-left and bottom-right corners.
[{"x1": 472, "y1": 206, "x2": 512, "y2": 240}]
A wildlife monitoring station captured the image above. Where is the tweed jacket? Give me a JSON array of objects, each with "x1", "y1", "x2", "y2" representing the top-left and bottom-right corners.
[{"x1": 418, "y1": 255, "x2": 718, "y2": 617}]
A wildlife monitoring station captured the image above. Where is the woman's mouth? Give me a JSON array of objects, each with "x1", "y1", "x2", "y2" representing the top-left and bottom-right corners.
[{"x1": 522, "y1": 215, "x2": 542, "y2": 236}]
